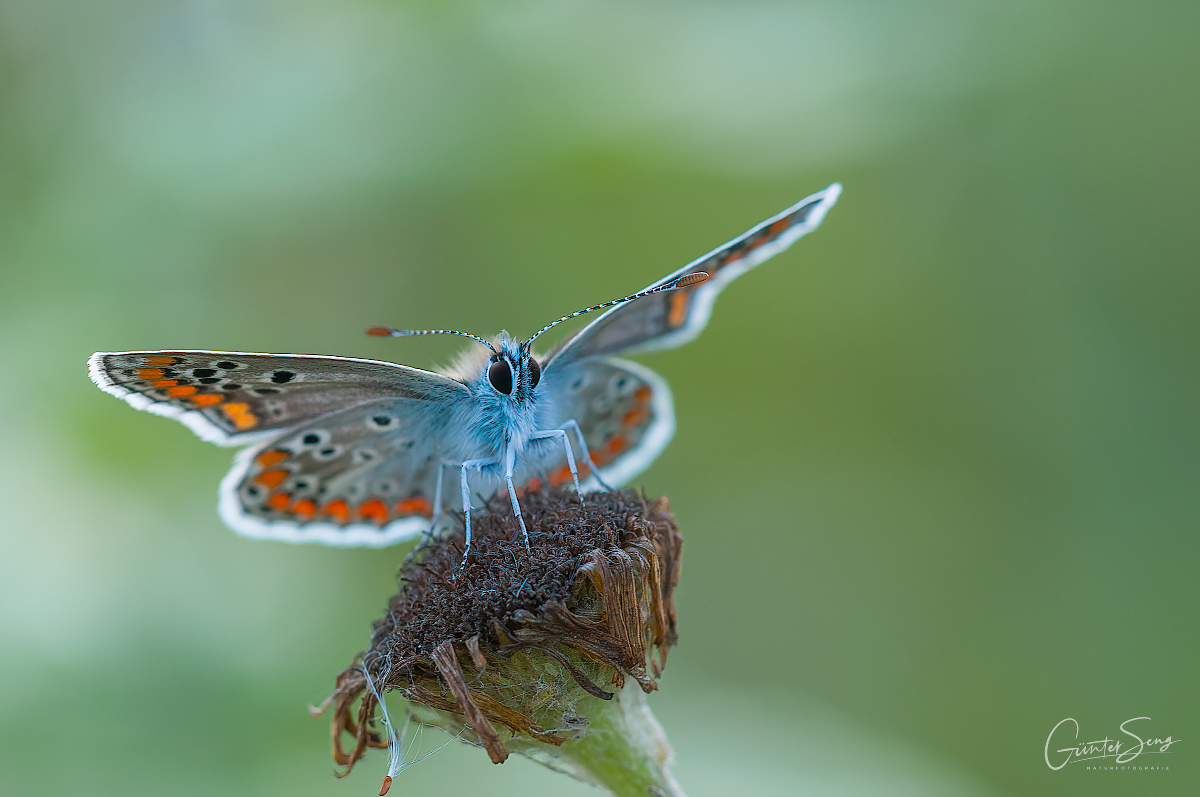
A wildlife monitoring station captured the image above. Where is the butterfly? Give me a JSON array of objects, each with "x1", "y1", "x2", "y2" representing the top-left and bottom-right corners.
[{"x1": 89, "y1": 183, "x2": 841, "y2": 556}]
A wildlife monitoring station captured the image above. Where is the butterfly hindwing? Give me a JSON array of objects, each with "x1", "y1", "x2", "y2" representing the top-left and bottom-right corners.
[
  {"x1": 218, "y1": 397, "x2": 451, "y2": 546},
  {"x1": 88, "y1": 350, "x2": 468, "y2": 445},
  {"x1": 533, "y1": 357, "x2": 674, "y2": 490},
  {"x1": 547, "y1": 183, "x2": 841, "y2": 366}
]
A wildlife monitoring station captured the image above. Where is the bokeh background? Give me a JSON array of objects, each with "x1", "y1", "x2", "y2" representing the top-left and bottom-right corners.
[{"x1": 1, "y1": 1, "x2": 1196, "y2": 795}]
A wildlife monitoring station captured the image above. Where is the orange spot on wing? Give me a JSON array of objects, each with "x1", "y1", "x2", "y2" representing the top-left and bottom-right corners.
[
  {"x1": 525, "y1": 477, "x2": 542, "y2": 492},
  {"x1": 634, "y1": 385, "x2": 652, "y2": 402},
  {"x1": 292, "y1": 498, "x2": 317, "y2": 519},
  {"x1": 222, "y1": 402, "x2": 258, "y2": 430},
  {"x1": 668, "y1": 291, "x2": 689, "y2": 328},
  {"x1": 188, "y1": 393, "x2": 223, "y2": 407},
  {"x1": 622, "y1": 407, "x2": 647, "y2": 428},
  {"x1": 767, "y1": 218, "x2": 790, "y2": 236},
  {"x1": 253, "y1": 469, "x2": 289, "y2": 489},
  {"x1": 605, "y1": 436, "x2": 627, "y2": 456},
  {"x1": 145, "y1": 356, "x2": 179, "y2": 367},
  {"x1": 396, "y1": 496, "x2": 433, "y2": 518},
  {"x1": 268, "y1": 492, "x2": 291, "y2": 511},
  {"x1": 137, "y1": 368, "x2": 165, "y2": 380},
  {"x1": 358, "y1": 499, "x2": 389, "y2": 524},
  {"x1": 151, "y1": 379, "x2": 179, "y2": 388},
  {"x1": 167, "y1": 385, "x2": 197, "y2": 397},
  {"x1": 255, "y1": 449, "x2": 289, "y2": 468},
  {"x1": 323, "y1": 499, "x2": 349, "y2": 523}
]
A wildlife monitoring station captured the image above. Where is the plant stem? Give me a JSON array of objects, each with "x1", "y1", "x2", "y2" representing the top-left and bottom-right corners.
[{"x1": 557, "y1": 684, "x2": 687, "y2": 797}]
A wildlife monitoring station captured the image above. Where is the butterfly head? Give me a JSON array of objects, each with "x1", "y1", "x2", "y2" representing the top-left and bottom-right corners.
[
  {"x1": 486, "y1": 334, "x2": 541, "y2": 400},
  {"x1": 367, "y1": 325, "x2": 543, "y2": 405}
]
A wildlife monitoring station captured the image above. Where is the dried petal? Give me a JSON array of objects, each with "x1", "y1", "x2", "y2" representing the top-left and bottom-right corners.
[{"x1": 430, "y1": 641, "x2": 508, "y2": 764}]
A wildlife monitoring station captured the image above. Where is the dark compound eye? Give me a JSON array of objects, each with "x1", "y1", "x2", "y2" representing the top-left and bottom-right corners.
[
  {"x1": 528, "y1": 356, "x2": 541, "y2": 389},
  {"x1": 488, "y1": 359, "x2": 513, "y2": 395}
]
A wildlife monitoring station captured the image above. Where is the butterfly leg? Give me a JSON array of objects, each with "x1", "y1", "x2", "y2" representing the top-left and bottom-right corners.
[
  {"x1": 504, "y1": 475, "x2": 531, "y2": 549},
  {"x1": 560, "y1": 418, "x2": 614, "y2": 490},
  {"x1": 428, "y1": 460, "x2": 457, "y2": 540},
  {"x1": 502, "y1": 446, "x2": 531, "y2": 548},
  {"x1": 531, "y1": 428, "x2": 583, "y2": 499},
  {"x1": 459, "y1": 457, "x2": 499, "y2": 566}
]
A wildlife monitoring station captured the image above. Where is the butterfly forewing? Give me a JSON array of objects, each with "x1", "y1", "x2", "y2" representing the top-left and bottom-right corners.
[
  {"x1": 89, "y1": 351, "x2": 468, "y2": 445},
  {"x1": 547, "y1": 183, "x2": 841, "y2": 365}
]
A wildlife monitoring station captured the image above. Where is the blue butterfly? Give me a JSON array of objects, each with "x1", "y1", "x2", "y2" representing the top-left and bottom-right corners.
[{"x1": 89, "y1": 183, "x2": 841, "y2": 556}]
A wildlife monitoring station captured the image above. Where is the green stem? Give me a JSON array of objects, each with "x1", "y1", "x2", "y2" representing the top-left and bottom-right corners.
[{"x1": 557, "y1": 684, "x2": 687, "y2": 797}]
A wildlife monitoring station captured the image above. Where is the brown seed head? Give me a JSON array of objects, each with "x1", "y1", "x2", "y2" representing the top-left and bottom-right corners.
[{"x1": 318, "y1": 487, "x2": 682, "y2": 780}]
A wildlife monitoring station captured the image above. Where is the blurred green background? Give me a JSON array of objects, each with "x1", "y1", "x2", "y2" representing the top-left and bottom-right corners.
[{"x1": 1, "y1": 1, "x2": 1196, "y2": 795}]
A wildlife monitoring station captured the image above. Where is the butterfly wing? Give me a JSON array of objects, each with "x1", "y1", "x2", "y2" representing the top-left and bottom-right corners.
[
  {"x1": 88, "y1": 350, "x2": 468, "y2": 445},
  {"x1": 89, "y1": 350, "x2": 471, "y2": 546},
  {"x1": 546, "y1": 183, "x2": 841, "y2": 366},
  {"x1": 531, "y1": 357, "x2": 674, "y2": 490},
  {"x1": 218, "y1": 397, "x2": 457, "y2": 546}
]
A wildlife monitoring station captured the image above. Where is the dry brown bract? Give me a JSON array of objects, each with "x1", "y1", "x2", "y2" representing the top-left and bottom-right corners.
[{"x1": 317, "y1": 487, "x2": 681, "y2": 782}]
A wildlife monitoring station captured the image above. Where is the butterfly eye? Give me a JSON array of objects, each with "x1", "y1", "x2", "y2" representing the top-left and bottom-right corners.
[
  {"x1": 488, "y1": 359, "x2": 513, "y2": 395},
  {"x1": 528, "y1": 357, "x2": 541, "y2": 389}
]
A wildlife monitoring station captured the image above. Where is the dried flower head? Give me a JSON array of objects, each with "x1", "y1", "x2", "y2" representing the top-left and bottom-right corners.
[{"x1": 316, "y1": 487, "x2": 683, "y2": 796}]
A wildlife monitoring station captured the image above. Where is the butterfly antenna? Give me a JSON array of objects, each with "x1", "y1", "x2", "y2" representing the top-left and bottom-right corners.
[
  {"x1": 523, "y1": 271, "x2": 710, "y2": 349},
  {"x1": 367, "y1": 326, "x2": 498, "y2": 354}
]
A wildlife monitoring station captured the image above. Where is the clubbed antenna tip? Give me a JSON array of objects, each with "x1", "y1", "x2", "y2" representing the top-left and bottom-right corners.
[
  {"x1": 674, "y1": 271, "x2": 711, "y2": 288},
  {"x1": 365, "y1": 325, "x2": 497, "y2": 353}
]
